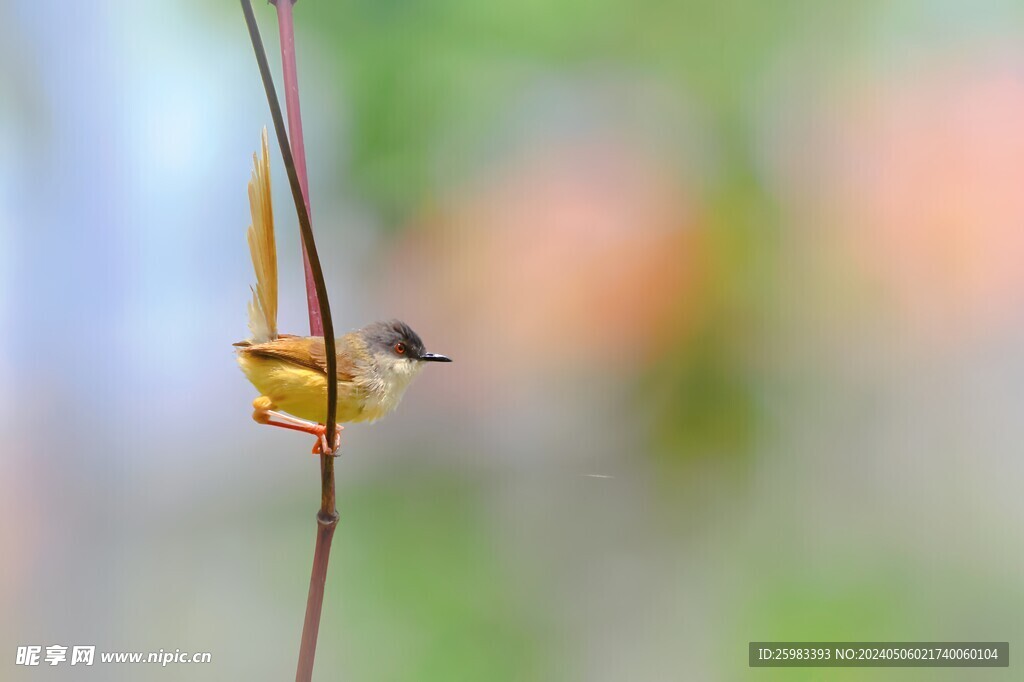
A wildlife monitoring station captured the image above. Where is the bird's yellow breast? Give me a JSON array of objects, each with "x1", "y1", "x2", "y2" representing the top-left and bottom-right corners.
[{"x1": 237, "y1": 354, "x2": 369, "y2": 423}]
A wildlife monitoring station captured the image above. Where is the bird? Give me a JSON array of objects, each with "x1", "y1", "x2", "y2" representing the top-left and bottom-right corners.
[{"x1": 234, "y1": 129, "x2": 451, "y2": 455}]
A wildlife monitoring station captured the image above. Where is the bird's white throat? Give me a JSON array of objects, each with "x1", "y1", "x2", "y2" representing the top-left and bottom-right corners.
[{"x1": 359, "y1": 355, "x2": 425, "y2": 421}]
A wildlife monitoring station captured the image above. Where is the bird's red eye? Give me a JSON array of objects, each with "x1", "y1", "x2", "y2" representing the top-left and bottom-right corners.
[{"x1": 394, "y1": 343, "x2": 406, "y2": 354}]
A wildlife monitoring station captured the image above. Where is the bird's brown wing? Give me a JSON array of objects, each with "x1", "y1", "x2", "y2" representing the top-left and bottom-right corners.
[
  {"x1": 307, "y1": 335, "x2": 360, "y2": 382},
  {"x1": 242, "y1": 336, "x2": 357, "y2": 382}
]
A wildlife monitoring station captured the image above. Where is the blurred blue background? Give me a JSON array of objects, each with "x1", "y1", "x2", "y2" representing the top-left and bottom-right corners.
[{"x1": 2, "y1": 1, "x2": 1023, "y2": 680}]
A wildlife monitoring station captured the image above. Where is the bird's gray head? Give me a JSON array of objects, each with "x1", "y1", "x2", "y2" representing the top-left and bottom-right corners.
[
  {"x1": 353, "y1": 320, "x2": 450, "y2": 420},
  {"x1": 361, "y1": 320, "x2": 452, "y2": 371}
]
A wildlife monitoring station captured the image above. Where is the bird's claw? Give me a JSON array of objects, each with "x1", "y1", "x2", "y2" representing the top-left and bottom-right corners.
[{"x1": 312, "y1": 424, "x2": 343, "y2": 456}]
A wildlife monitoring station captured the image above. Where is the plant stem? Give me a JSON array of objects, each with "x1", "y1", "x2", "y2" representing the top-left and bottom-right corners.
[
  {"x1": 239, "y1": 2, "x2": 339, "y2": 680},
  {"x1": 269, "y1": 3, "x2": 339, "y2": 680},
  {"x1": 272, "y1": 0, "x2": 322, "y2": 336}
]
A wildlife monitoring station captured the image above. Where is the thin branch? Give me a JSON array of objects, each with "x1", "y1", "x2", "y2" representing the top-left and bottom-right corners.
[
  {"x1": 239, "y1": 2, "x2": 340, "y2": 681},
  {"x1": 238, "y1": 0, "x2": 338, "y2": 455},
  {"x1": 272, "y1": 0, "x2": 322, "y2": 336}
]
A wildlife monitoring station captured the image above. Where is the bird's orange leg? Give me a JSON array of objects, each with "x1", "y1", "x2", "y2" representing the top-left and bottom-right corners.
[{"x1": 252, "y1": 397, "x2": 342, "y2": 455}]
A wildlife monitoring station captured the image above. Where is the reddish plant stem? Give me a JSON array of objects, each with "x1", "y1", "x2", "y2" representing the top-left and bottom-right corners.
[
  {"x1": 269, "y1": 2, "x2": 339, "y2": 681},
  {"x1": 239, "y1": 2, "x2": 339, "y2": 681},
  {"x1": 273, "y1": 0, "x2": 322, "y2": 336},
  {"x1": 297, "y1": 512, "x2": 336, "y2": 682},
  {"x1": 270, "y1": 3, "x2": 338, "y2": 682}
]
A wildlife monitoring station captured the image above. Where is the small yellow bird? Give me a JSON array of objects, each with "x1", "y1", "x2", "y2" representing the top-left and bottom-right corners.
[{"x1": 235, "y1": 130, "x2": 450, "y2": 454}]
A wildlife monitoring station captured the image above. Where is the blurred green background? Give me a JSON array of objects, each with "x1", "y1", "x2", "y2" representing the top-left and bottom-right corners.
[{"x1": 2, "y1": 0, "x2": 1023, "y2": 680}]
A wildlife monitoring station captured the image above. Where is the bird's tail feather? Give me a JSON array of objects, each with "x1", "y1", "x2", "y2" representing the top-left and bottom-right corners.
[{"x1": 246, "y1": 128, "x2": 277, "y2": 343}]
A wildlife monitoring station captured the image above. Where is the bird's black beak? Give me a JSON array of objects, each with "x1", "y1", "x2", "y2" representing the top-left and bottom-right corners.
[{"x1": 420, "y1": 352, "x2": 452, "y2": 363}]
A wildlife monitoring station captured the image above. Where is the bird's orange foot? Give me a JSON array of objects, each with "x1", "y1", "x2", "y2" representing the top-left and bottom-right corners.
[
  {"x1": 251, "y1": 397, "x2": 342, "y2": 456},
  {"x1": 311, "y1": 424, "x2": 344, "y2": 456}
]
